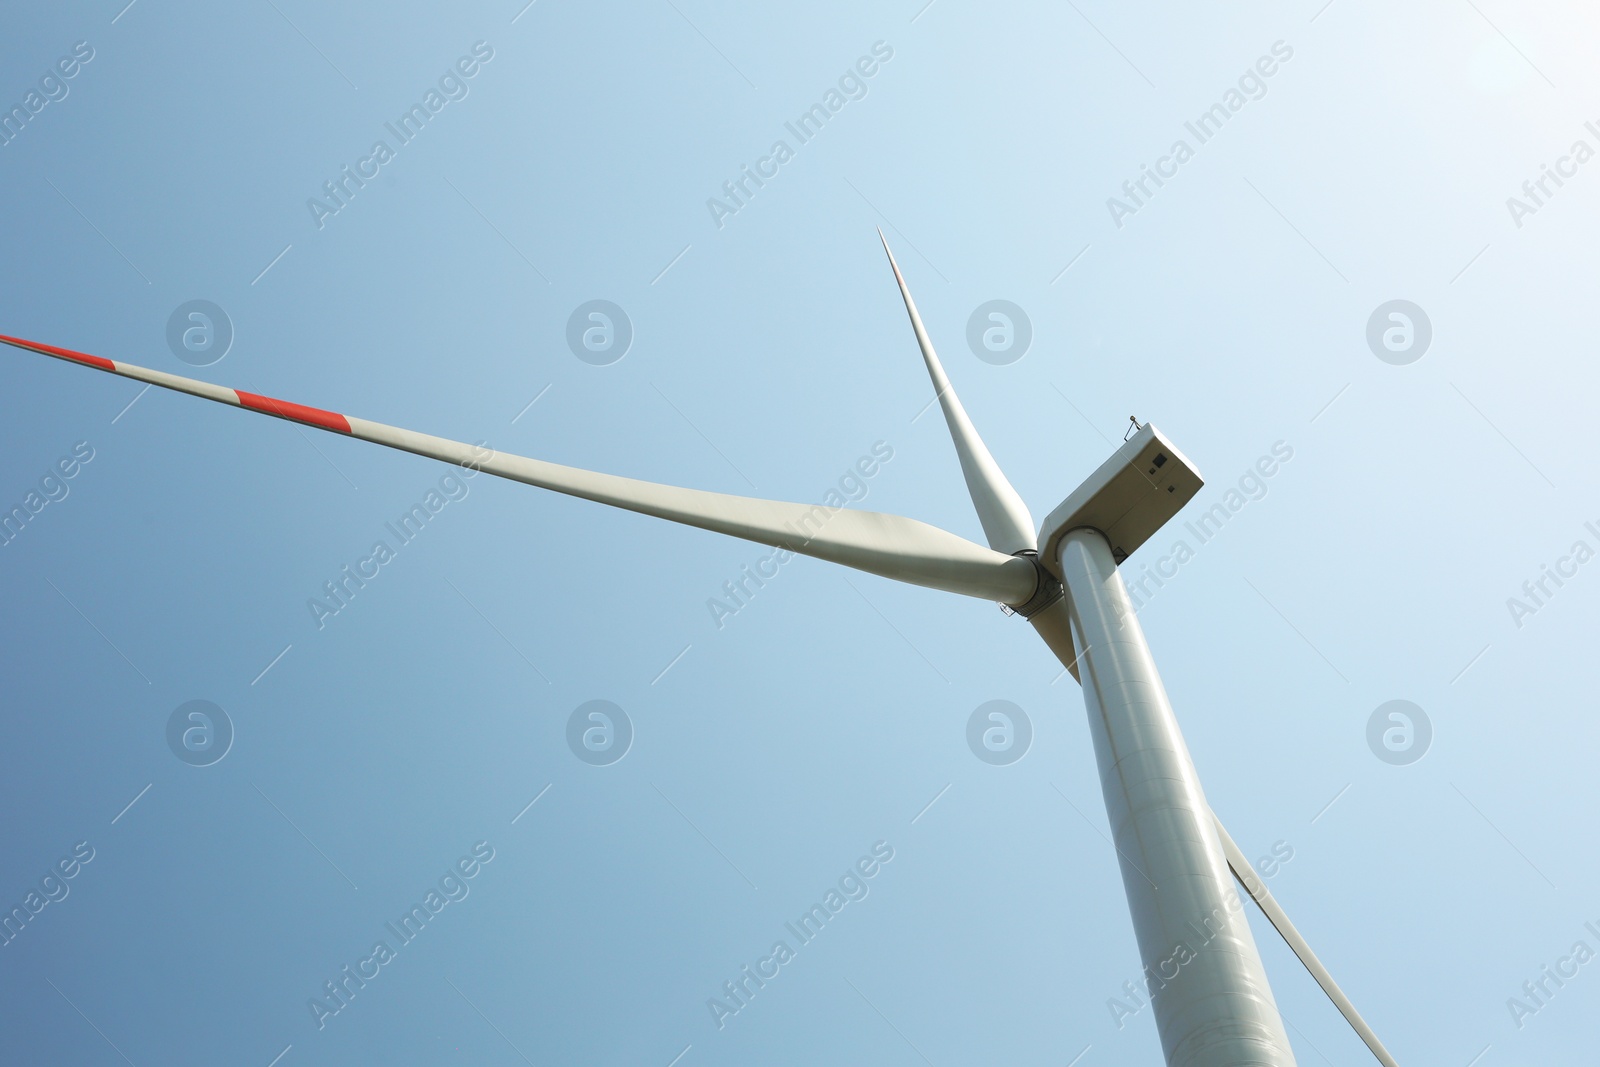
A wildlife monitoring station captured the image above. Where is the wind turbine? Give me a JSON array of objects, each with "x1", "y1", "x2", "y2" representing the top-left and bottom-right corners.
[{"x1": 2, "y1": 232, "x2": 1401, "y2": 1067}]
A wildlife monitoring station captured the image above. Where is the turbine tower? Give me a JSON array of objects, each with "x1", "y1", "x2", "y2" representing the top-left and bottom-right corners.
[{"x1": 0, "y1": 236, "x2": 1401, "y2": 1067}]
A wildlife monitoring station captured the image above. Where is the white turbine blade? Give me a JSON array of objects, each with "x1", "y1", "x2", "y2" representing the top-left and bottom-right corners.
[
  {"x1": 1212, "y1": 814, "x2": 1402, "y2": 1067},
  {"x1": 877, "y1": 230, "x2": 1037, "y2": 555},
  {"x1": 2, "y1": 334, "x2": 1038, "y2": 606}
]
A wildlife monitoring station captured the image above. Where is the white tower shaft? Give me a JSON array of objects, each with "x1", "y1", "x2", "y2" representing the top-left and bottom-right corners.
[{"x1": 1057, "y1": 528, "x2": 1296, "y2": 1067}]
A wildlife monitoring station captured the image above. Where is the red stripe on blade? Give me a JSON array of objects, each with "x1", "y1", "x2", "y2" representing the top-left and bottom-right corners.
[
  {"x1": 0, "y1": 335, "x2": 117, "y2": 372},
  {"x1": 234, "y1": 390, "x2": 352, "y2": 433}
]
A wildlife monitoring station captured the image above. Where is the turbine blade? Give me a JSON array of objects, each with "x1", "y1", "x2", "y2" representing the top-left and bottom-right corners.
[
  {"x1": 1212, "y1": 814, "x2": 1402, "y2": 1067},
  {"x1": 2, "y1": 334, "x2": 1039, "y2": 606},
  {"x1": 877, "y1": 229, "x2": 1036, "y2": 555}
]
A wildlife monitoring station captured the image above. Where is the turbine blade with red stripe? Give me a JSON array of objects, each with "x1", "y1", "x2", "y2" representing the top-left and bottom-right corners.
[{"x1": 0, "y1": 334, "x2": 1039, "y2": 606}]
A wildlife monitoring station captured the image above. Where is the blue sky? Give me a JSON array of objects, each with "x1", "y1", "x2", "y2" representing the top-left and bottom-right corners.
[{"x1": 2, "y1": 1, "x2": 1598, "y2": 1064}]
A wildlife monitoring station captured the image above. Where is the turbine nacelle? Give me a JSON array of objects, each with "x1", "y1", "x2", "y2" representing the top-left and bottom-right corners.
[{"x1": 1037, "y1": 421, "x2": 1204, "y2": 574}]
